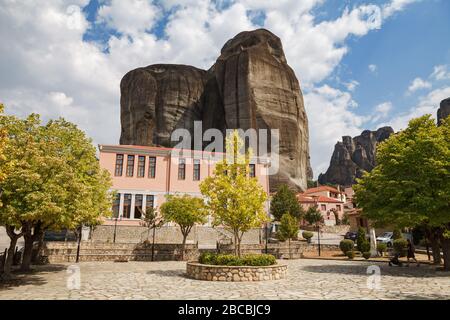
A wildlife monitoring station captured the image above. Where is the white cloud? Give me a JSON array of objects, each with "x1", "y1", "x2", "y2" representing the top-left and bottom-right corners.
[
  {"x1": 407, "y1": 77, "x2": 432, "y2": 93},
  {"x1": 97, "y1": 0, "x2": 161, "y2": 36},
  {"x1": 0, "y1": 0, "x2": 419, "y2": 178},
  {"x1": 430, "y1": 65, "x2": 450, "y2": 81},
  {"x1": 382, "y1": 0, "x2": 420, "y2": 18},
  {"x1": 381, "y1": 86, "x2": 450, "y2": 131},
  {"x1": 371, "y1": 101, "x2": 392, "y2": 123},
  {"x1": 368, "y1": 64, "x2": 377, "y2": 73},
  {"x1": 344, "y1": 80, "x2": 359, "y2": 92}
]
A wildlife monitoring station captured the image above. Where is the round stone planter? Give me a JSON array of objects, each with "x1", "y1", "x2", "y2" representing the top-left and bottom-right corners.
[{"x1": 186, "y1": 261, "x2": 287, "y2": 282}]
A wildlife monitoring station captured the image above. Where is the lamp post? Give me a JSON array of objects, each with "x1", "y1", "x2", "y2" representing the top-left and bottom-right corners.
[
  {"x1": 317, "y1": 223, "x2": 321, "y2": 257},
  {"x1": 113, "y1": 215, "x2": 119, "y2": 243},
  {"x1": 265, "y1": 222, "x2": 269, "y2": 254}
]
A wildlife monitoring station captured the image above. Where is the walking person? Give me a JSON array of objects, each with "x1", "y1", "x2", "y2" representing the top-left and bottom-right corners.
[{"x1": 406, "y1": 239, "x2": 419, "y2": 267}]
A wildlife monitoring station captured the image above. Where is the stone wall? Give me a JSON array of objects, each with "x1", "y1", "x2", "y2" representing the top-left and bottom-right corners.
[
  {"x1": 43, "y1": 241, "x2": 339, "y2": 263},
  {"x1": 89, "y1": 225, "x2": 262, "y2": 246},
  {"x1": 186, "y1": 262, "x2": 287, "y2": 281}
]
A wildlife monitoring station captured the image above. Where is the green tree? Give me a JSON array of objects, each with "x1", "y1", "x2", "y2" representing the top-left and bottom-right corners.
[
  {"x1": 160, "y1": 194, "x2": 207, "y2": 260},
  {"x1": 356, "y1": 227, "x2": 369, "y2": 252},
  {"x1": 200, "y1": 130, "x2": 269, "y2": 257},
  {"x1": 270, "y1": 184, "x2": 304, "y2": 221},
  {"x1": 304, "y1": 205, "x2": 323, "y2": 226},
  {"x1": 354, "y1": 115, "x2": 450, "y2": 270},
  {"x1": 277, "y1": 213, "x2": 299, "y2": 259},
  {"x1": 0, "y1": 113, "x2": 113, "y2": 276}
]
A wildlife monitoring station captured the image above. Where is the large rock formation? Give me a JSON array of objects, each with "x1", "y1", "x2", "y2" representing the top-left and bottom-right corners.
[
  {"x1": 120, "y1": 64, "x2": 206, "y2": 147},
  {"x1": 437, "y1": 97, "x2": 450, "y2": 125},
  {"x1": 119, "y1": 29, "x2": 311, "y2": 191},
  {"x1": 318, "y1": 127, "x2": 394, "y2": 187}
]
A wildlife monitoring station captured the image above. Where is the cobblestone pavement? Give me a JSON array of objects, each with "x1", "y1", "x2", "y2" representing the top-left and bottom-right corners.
[{"x1": 1, "y1": 259, "x2": 449, "y2": 300}]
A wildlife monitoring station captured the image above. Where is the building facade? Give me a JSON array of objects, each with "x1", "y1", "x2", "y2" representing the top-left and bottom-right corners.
[
  {"x1": 98, "y1": 145, "x2": 271, "y2": 225},
  {"x1": 297, "y1": 186, "x2": 346, "y2": 226}
]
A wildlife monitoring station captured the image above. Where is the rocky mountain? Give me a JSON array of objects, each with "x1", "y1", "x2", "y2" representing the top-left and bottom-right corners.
[
  {"x1": 119, "y1": 29, "x2": 311, "y2": 191},
  {"x1": 318, "y1": 127, "x2": 394, "y2": 187},
  {"x1": 438, "y1": 97, "x2": 450, "y2": 125}
]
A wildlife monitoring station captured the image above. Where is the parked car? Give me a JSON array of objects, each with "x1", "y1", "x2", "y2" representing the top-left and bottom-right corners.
[
  {"x1": 376, "y1": 232, "x2": 394, "y2": 247},
  {"x1": 43, "y1": 229, "x2": 77, "y2": 242},
  {"x1": 344, "y1": 231, "x2": 357, "y2": 242}
]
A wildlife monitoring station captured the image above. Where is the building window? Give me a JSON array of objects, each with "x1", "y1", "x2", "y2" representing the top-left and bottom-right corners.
[
  {"x1": 321, "y1": 204, "x2": 327, "y2": 211},
  {"x1": 193, "y1": 159, "x2": 200, "y2": 181},
  {"x1": 123, "y1": 194, "x2": 132, "y2": 218},
  {"x1": 336, "y1": 204, "x2": 341, "y2": 212},
  {"x1": 134, "y1": 194, "x2": 143, "y2": 219},
  {"x1": 137, "y1": 156, "x2": 145, "y2": 177},
  {"x1": 146, "y1": 195, "x2": 154, "y2": 210},
  {"x1": 249, "y1": 164, "x2": 256, "y2": 177},
  {"x1": 126, "y1": 155, "x2": 135, "y2": 177},
  {"x1": 148, "y1": 157, "x2": 156, "y2": 178},
  {"x1": 112, "y1": 193, "x2": 120, "y2": 218},
  {"x1": 178, "y1": 158, "x2": 186, "y2": 180},
  {"x1": 115, "y1": 154, "x2": 124, "y2": 176}
]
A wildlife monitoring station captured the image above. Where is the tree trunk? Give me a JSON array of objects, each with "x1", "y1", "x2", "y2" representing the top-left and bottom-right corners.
[
  {"x1": 429, "y1": 231, "x2": 442, "y2": 265},
  {"x1": 234, "y1": 233, "x2": 238, "y2": 256},
  {"x1": 440, "y1": 235, "x2": 450, "y2": 271},
  {"x1": 181, "y1": 234, "x2": 187, "y2": 261},
  {"x1": 21, "y1": 234, "x2": 34, "y2": 271},
  {"x1": 76, "y1": 226, "x2": 82, "y2": 263},
  {"x1": 32, "y1": 231, "x2": 45, "y2": 264},
  {"x1": 288, "y1": 238, "x2": 291, "y2": 259},
  {"x1": 151, "y1": 227, "x2": 156, "y2": 262},
  {"x1": 2, "y1": 237, "x2": 18, "y2": 277}
]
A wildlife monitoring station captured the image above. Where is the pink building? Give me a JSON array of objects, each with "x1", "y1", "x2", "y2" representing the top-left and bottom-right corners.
[
  {"x1": 297, "y1": 186, "x2": 346, "y2": 226},
  {"x1": 98, "y1": 145, "x2": 271, "y2": 225}
]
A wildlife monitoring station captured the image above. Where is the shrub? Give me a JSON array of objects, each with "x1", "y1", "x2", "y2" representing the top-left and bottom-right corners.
[
  {"x1": 393, "y1": 239, "x2": 408, "y2": 257},
  {"x1": 346, "y1": 251, "x2": 355, "y2": 259},
  {"x1": 356, "y1": 227, "x2": 367, "y2": 252},
  {"x1": 362, "y1": 252, "x2": 371, "y2": 259},
  {"x1": 199, "y1": 253, "x2": 276, "y2": 266},
  {"x1": 199, "y1": 252, "x2": 218, "y2": 265},
  {"x1": 377, "y1": 243, "x2": 387, "y2": 256},
  {"x1": 339, "y1": 239, "x2": 355, "y2": 255},
  {"x1": 360, "y1": 241, "x2": 371, "y2": 253},
  {"x1": 302, "y1": 231, "x2": 314, "y2": 242},
  {"x1": 393, "y1": 229, "x2": 402, "y2": 240}
]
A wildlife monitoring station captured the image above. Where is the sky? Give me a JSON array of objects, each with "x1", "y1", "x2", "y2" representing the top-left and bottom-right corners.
[{"x1": 1, "y1": 0, "x2": 449, "y2": 178}]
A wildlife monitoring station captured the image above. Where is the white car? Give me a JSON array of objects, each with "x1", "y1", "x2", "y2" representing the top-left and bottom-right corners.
[{"x1": 376, "y1": 232, "x2": 394, "y2": 247}]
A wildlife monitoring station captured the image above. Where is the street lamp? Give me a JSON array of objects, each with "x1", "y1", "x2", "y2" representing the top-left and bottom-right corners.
[{"x1": 113, "y1": 214, "x2": 119, "y2": 243}]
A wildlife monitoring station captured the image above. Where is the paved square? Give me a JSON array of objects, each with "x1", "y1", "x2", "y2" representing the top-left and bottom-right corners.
[{"x1": 0, "y1": 259, "x2": 449, "y2": 300}]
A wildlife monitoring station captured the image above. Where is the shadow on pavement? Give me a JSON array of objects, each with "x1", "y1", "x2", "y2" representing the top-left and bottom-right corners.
[{"x1": 0, "y1": 264, "x2": 67, "y2": 290}]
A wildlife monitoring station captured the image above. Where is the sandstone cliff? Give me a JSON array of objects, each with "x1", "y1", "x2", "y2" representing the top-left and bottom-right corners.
[
  {"x1": 437, "y1": 97, "x2": 450, "y2": 125},
  {"x1": 119, "y1": 29, "x2": 311, "y2": 191},
  {"x1": 318, "y1": 127, "x2": 394, "y2": 187}
]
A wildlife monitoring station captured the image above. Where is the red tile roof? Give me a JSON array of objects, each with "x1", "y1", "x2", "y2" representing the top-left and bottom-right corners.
[
  {"x1": 304, "y1": 186, "x2": 342, "y2": 194},
  {"x1": 297, "y1": 194, "x2": 344, "y2": 204}
]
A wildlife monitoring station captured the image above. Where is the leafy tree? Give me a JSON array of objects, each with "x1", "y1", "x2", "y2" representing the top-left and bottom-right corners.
[
  {"x1": 141, "y1": 207, "x2": 164, "y2": 261},
  {"x1": 304, "y1": 205, "x2": 323, "y2": 226},
  {"x1": 270, "y1": 184, "x2": 304, "y2": 221},
  {"x1": 0, "y1": 113, "x2": 113, "y2": 276},
  {"x1": 160, "y1": 194, "x2": 207, "y2": 260},
  {"x1": 392, "y1": 229, "x2": 402, "y2": 240},
  {"x1": 354, "y1": 115, "x2": 450, "y2": 270},
  {"x1": 200, "y1": 130, "x2": 269, "y2": 257},
  {"x1": 277, "y1": 213, "x2": 299, "y2": 259},
  {"x1": 356, "y1": 227, "x2": 369, "y2": 252}
]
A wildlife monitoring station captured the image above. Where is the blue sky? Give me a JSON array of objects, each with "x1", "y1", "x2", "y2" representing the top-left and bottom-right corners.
[{"x1": 0, "y1": 0, "x2": 449, "y2": 177}]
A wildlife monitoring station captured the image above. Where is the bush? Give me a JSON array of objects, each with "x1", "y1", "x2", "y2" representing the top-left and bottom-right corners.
[
  {"x1": 362, "y1": 252, "x2": 371, "y2": 259},
  {"x1": 393, "y1": 239, "x2": 408, "y2": 257},
  {"x1": 199, "y1": 253, "x2": 276, "y2": 266},
  {"x1": 346, "y1": 251, "x2": 355, "y2": 259},
  {"x1": 359, "y1": 241, "x2": 371, "y2": 253},
  {"x1": 393, "y1": 229, "x2": 402, "y2": 240},
  {"x1": 377, "y1": 243, "x2": 387, "y2": 256},
  {"x1": 339, "y1": 239, "x2": 355, "y2": 255},
  {"x1": 356, "y1": 227, "x2": 367, "y2": 252},
  {"x1": 302, "y1": 231, "x2": 314, "y2": 242}
]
